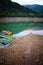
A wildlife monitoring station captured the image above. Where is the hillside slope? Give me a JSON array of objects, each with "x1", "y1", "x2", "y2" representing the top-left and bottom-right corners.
[{"x1": 0, "y1": 0, "x2": 41, "y2": 17}]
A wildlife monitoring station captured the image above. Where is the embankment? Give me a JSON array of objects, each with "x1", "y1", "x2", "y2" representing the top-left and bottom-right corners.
[{"x1": 0, "y1": 17, "x2": 43, "y2": 22}]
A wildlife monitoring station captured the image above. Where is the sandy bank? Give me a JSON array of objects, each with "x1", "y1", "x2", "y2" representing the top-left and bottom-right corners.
[{"x1": 0, "y1": 34, "x2": 43, "y2": 65}]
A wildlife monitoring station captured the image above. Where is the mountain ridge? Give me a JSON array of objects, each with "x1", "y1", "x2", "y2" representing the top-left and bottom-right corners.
[{"x1": 23, "y1": 4, "x2": 43, "y2": 15}]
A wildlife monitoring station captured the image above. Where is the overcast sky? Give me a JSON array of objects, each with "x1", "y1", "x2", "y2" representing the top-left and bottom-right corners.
[{"x1": 11, "y1": 0, "x2": 43, "y2": 5}]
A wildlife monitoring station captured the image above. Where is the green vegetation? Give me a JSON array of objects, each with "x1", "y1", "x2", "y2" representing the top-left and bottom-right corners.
[
  {"x1": 0, "y1": 0, "x2": 41, "y2": 17},
  {"x1": 0, "y1": 34, "x2": 14, "y2": 45},
  {"x1": 0, "y1": 22, "x2": 43, "y2": 34}
]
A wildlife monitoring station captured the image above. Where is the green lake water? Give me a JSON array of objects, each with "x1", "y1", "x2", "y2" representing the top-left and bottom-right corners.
[{"x1": 0, "y1": 22, "x2": 43, "y2": 34}]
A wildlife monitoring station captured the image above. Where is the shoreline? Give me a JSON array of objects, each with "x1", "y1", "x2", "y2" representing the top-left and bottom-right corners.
[
  {"x1": 0, "y1": 30, "x2": 43, "y2": 48},
  {"x1": 12, "y1": 29, "x2": 43, "y2": 38},
  {"x1": 0, "y1": 17, "x2": 43, "y2": 22}
]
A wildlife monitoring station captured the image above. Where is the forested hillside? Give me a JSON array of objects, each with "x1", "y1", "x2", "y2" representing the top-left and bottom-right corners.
[{"x1": 0, "y1": 0, "x2": 42, "y2": 17}]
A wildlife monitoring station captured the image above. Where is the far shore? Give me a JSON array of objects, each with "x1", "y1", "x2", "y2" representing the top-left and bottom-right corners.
[{"x1": 0, "y1": 17, "x2": 43, "y2": 22}]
